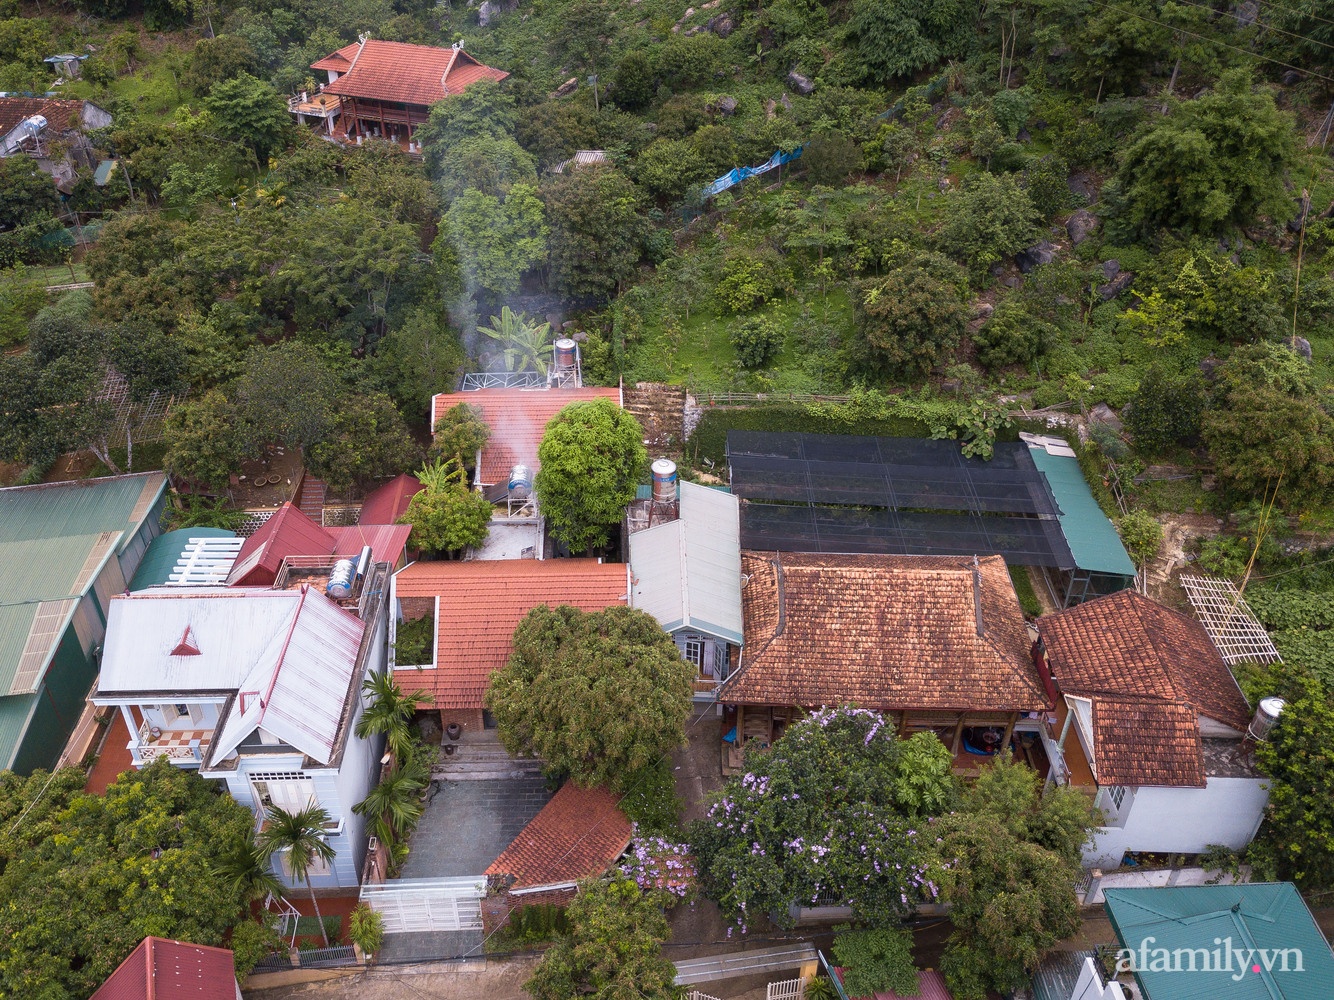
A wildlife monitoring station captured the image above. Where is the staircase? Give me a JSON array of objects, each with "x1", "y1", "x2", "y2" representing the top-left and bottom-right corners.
[
  {"x1": 623, "y1": 382, "x2": 687, "y2": 456},
  {"x1": 431, "y1": 730, "x2": 545, "y2": 782},
  {"x1": 296, "y1": 473, "x2": 326, "y2": 522}
]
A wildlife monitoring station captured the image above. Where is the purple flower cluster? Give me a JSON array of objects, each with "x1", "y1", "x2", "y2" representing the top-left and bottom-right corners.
[{"x1": 619, "y1": 826, "x2": 697, "y2": 901}]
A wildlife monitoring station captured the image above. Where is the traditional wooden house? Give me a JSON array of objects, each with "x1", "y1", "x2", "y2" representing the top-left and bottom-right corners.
[
  {"x1": 309, "y1": 38, "x2": 508, "y2": 147},
  {"x1": 717, "y1": 551, "x2": 1056, "y2": 773}
]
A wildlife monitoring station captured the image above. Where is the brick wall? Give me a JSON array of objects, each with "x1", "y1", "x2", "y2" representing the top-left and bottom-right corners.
[
  {"x1": 399, "y1": 597, "x2": 434, "y2": 619},
  {"x1": 439, "y1": 708, "x2": 484, "y2": 733},
  {"x1": 481, "y1": 886, "x2": 579, "y2": 937}
]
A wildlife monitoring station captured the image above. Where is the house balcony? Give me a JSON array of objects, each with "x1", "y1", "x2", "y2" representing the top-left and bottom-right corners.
[
  {"x1": 132, "y1": 719, "x2": 211, "y2": 766},
  {"x1": 288, "y1": 92, "x2": 341, "y2": 119}
]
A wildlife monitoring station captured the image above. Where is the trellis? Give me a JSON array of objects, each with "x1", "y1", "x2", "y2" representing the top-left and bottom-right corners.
[
  {"x1": 1179, "y1": 574, "x2": 1283, "y2": 665},
  {"x1": 95, "y1": 371, "x2": 179, "y2": 448}
]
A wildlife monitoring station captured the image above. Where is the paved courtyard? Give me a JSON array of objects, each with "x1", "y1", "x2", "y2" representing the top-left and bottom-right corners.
[{"x1": 399, "y1": 776, "x2": 553, "y2": 879}]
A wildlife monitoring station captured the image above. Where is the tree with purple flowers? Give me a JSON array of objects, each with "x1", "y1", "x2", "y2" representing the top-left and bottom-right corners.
[{"x1": 688, "y1": 706, "x2": 955, "y2": 931}]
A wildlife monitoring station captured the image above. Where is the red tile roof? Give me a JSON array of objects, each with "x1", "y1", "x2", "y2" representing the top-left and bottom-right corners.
[
  {"x1": 227, "y1": 503, "x2": 334, "y2": 586},
  {"x1": 1038, "y1": 590, "x2": 1253, "y2": 787},
  {"x1": 311, "y1": 42, "x2": 359, "y2": 72},
  {"x1": 0, "y1": 96, "x2": 86, "y2": 136},
  {"x1": 227, "y1": 503, "x2": 412, "y2": 585},
  {"x1": 485, "y1": 782, "x2": 632, "y2": 889},
  {"x1": 358, "y1": 473, "x2": 424, "y2": 525},
  {"x1": 91, "y1": 937, "x2": 238, "y2": 1000},
  {"x1": 431, "y1": 387, "x2": 623, "y2": 486},
  {"x1": 393, "y1": 559, "x2": 627, "y2": 707},
  {"x1": 320, "y1": 41, "x2": 508, "y2": 107},
  {"x1": 721, "y1": 552, "x2": 1049, "y2": 713}
]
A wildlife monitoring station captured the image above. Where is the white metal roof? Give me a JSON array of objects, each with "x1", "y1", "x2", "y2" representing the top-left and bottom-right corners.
[
  {"x1": 210, "y1": 589, "x2": 366, "y2": 766},
  {"x1": 97, "y1": 590, "x2": 305, "y2": 695},
  {"x1": 630, "y1": 482, "x2": 743, "y2": 644},
  {"x1": 167, "y1": 536, "x2": 244, "y2": 586}
]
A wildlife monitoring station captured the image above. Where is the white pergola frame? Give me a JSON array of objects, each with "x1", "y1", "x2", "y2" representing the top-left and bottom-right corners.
[{"x1": 1180, "y1": 574, "x2": 1283, "y2": 665}]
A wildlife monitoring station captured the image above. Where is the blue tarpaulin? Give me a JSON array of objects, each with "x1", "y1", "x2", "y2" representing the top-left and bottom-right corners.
[{"x1": 700, "y1": 146, "x2": 804, "y2": 199}]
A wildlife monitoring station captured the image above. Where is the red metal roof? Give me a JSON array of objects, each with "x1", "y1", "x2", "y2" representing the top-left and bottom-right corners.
[
  {"x1": 320, "y1": 41, "x2": 508, "y2": 107},
  {"x1": 91, "y1": 937, "x2": 238, "y2": 1000},
  {"x1": 227, "y1": 503, "x2": 334, "y2": 586},
  {"x1": 431, "y1": 386, "x2": 623, "y2": 486},
  {"x1": 358, "y1": 473, "x2": 423, "y2": 525},
  {"x1": 393, "y1": 559, "x2": 627, "y2": 708},
  {"x1": 486, "y1": 782, "x2": 632, "y2": 889},
  {"x1": 330, "y1": 523, "x2": 412, "y2": 568}
]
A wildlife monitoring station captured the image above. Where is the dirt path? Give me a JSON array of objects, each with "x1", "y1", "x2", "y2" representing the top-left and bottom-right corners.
[{"x1": 1142, "y1": 512, "x2": 1224, "y2": 607}]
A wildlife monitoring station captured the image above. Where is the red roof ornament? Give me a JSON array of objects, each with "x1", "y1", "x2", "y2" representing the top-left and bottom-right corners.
[{"x1": 170, "y1": 625, "x2": 201, "y2": 657}]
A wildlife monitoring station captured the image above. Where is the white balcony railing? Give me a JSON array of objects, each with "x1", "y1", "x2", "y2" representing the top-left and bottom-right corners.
[{"x1": 134, "y1": 719, "x2": 209, "y2": 764}]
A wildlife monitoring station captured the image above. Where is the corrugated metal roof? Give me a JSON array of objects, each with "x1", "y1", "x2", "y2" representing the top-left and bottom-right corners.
[
  {"x1": 0, "y1": 473, "x2": 166, "y2": 697},
  {"x1": 210, "y1": 589, "x2": 365, "y2": 765},
  {"x1": 1104, "y1": 883, "x2": 1334, "y2": 999},
  {"x1": 129, "y1": 528, "x2": 238, "y2": 591},
  {"x1": 1027, "y1": 443, "x2": 1137, "y2": 577},
  {"x1": 329, "y1": 524, "x2": 411, "y2": 566},
  {"x1": 630, "y1": 481, "x2": 744, "y2": 644},
  {"x1": 96, "y1": 590, "x2": 305, "y2": 695},
  {"x1": 358, "y1": 473, "x2": 423, "y2": 525},
  {"x1": 1033, "y1": 949, "x2": 1100, "y2": 1000},
  {"x1": 90, "y1": 936, "x2": 239, "y2": 1000},
  {"x1": 0, "y1": 691, "x2": 39, "y2": 774},
  {"x1": 226, "y1": 503, "x2": 334, "y2": 585}
]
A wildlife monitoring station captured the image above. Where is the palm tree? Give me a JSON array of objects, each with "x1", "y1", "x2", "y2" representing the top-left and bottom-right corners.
[
  {"x1": 256, "y1": 804, "x2": 338, "y2": 946},
  {"x1": 356, "y1": 671, "x2": 433, "y2": 763},
  {"x1": 353, "y1": 766, "x2": 426, "y2": 843},
  {"x1": 213, "y1": 838, "x2": 284, "y2": 907}
]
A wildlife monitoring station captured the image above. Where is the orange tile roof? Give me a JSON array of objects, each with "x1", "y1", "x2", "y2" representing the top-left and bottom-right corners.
[
  {"x1": 358, "y1": 473, "x2": 423, "y2": 525},
  {"x1": 431, "y1": 386, "x2": 623, "y2": 486},
  {"x1": 394, "y1": 559, "x2": 627, "y2": 707},
  {"x1": 320, "y1": 41, "x2": 508, "y2": 107},
  {"x1": 1038, "y1": 590, "x2": 1253, "y2": 787},
  {"x1": 720, "y1": 552, "x2": 1049, "y2": 713},
  {"x1": 311, "y1": 42, "x2": 359, "y2": 72},
  {"x1": 486, "y1": 782, "x2": 632, "y2": 889}
]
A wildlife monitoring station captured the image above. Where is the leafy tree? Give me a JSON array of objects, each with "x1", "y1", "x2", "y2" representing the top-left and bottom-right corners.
[
  {"x1": 832, "y1": 928, "x2": 919, "y2": 998},
  {"x1": 0, "y1": 761, "x2": 258, "y2": 997},
  {"x1": 1124, "y1": 363, "x2": 1206, "y2": 454},
  {"x1": 0, "y1": 158, "x2": 59, "y2": 230},
  {"x1": 938, "y1": 755, "x2": 1093, "y2": 999},
  {"x1": 184, "y1": 34, "x2": 258, "y2": 96},
  {"x1": 715, "y1": 245, "x2": 793, "y2": 314},
  {"x1": 1111, "y1": 72, "x2": 1299, "y2": 236},
  {"x1": 1116, "y1": 510, "x2": 1163, "y2": 565},
  {"x1": 543, "y1": 166, "x2": 647, "y2": 300},
  {"x1": 1255, "y1": 681, "x2": 1334, "y2": 892},
  {"x1": 401, "y1": 481, "x2": 493, "y2": 556},
  {"x1": 555, "y1": 0, "x2": 615, "y2": 79},
  {"x1": 853, "y1": 252, "x2": 969, "y2": 377},
  {"x1": 845, "y1": 0, "x2": 974, "y2": 83},
  {"x1": 486, "y1": 605, "x2": 694, "y2": 790},
  {"x1": 802, "y1": 133, "x2": 866, "y2": 185},
  {"x1": 534, "y1": 397, "x2": 647, "y2": 552},
  {"x1": 972, "y1": 301, "x2": 1053, "y2": 369},
  {"x1": 203, "y1": 72, "x2": 293, "y2": 164},
  {"x1": 443, "y1": 185, "x2": 547, "y2": 300},
  {"x1": 370, "y1": 306, "x2": 464, "y2": 421},
  {"x1": 1201, "y1": 384, "x2": 1334, "y2": 505},
  {"x1": 306, "y1": 391, "x2": 419, "y2": 495},
  {"x1": 162, "y1": 390, "x2": 251, "y2": 490},
  {"x1": 256, "y1": 803, "x2": 338, "y2": 946},
  {"x1": 434, "y1": 134, "x2": 539, "y2": 201},
  {"x1": 634, "y1": 138, "x2": 710, "y2": 202},
  {"x1": 689, "y1": 707, "x2": 954, "y2": 929},
  {"x1": 230, "y1": 341, "x2": 340, "y2": 457},
  {"x1": 613, "y1": 50, "x2": 654, "y2": 110},
  {"x1": 730, "y1": 314, "x2": 785, "y2": 369},
  {"x1": 432, "y1": 402, "x2": 491, "y2": 470},
  {"x1": 938, "y1": 172, "x2": 1042, "y2": 280},
  {"x1": 526, "y1": 875, "x2": 678, "y2": 1000},
  {"x1": 0, "y1": 265, "x2": 47, "y2": 348}
]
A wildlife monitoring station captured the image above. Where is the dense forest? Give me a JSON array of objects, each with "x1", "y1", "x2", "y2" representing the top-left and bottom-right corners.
[{"x1": 0, "y1": 0, "x2": 1331, "y2": 515}]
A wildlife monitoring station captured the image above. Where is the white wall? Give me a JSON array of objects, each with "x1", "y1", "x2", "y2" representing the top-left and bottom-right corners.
[
  {"x1": 331, "y1": 609, "x2": 389, "y2": 888},
  {"x1": 1085, "y1": 777, "x2": 1270, "y2": 868}
]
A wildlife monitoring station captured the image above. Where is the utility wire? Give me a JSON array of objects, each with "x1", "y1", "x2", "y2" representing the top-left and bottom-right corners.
[
  {"x1": 1255, "y1": 0, "x2": 1334, "y2": 32},
  {"x1": 1158, "y1": 0, "x2": 1334, "y2": 54}
]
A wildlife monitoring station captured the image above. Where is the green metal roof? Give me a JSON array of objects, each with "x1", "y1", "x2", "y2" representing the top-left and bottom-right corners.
[
  {"x1": 129, "y1": 527, "x2": 236, "y2": 591},
  {"x1": 0, "y1": 473, "x2": 167, "y2": 696},
  {"x1": 1029, "y1": 447, "x2": 1137, "y2": 577},
  {"x1": 1105, "y1": 883, "x2": 1334, "y2": 1000},
  {"x1": 0, "y1": 692, "x2": 39, "y2": 773}
]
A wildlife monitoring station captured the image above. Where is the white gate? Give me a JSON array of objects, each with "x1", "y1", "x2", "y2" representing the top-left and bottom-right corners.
[
  {"x1": 688, "y1": 992, "x2": 725, "y2": 1000},
  {"x1": 767, "y1": 978, "x2": 806, "y2": 1000},
  {"x1": 359, "y1": 876, "x2": 486, "y2": 933}
]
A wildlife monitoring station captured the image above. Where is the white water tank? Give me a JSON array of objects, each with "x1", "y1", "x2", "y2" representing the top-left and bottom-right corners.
[
  {"x1": 1248, "y1": 697, "x2": 1286, "y2": 742},
  {"x1": 651, "y1": 459, "x2": 677, "y2": 503},
  {"x1": 508, "y1": 464, "x2": 532, "y2": 499},
  {"x1": 326, "y1": 558, "x2": 356, "y2": 599}
]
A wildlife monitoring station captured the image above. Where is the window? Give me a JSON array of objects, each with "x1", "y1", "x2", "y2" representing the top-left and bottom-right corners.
[
  {"x1": 165, "y1": 703, "x2": 203, "y2": 726},
  {"x1": 682, "y1": 639, "x2": 704, "y2": 667},
  {"x1": 1107, "y1": 785, "x2": 1127, "y2": 810},
  {"x1": 250, "y1": 772, "x2": 315, "y2": 815}
]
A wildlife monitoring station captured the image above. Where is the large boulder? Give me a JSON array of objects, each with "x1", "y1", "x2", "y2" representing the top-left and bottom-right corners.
[
  {"x1": 1101, "y1": 259, "x2": 1121, "y2": 280},
  {"x1": 1066, "y1": 209, "x2": 1100, "y2": 245},
  {"x1": 707, "y1": 11, "x2": 735, "y2": 36},
  {"x1": 1016, "y1": 240, "x2": 1058, "y2": 274},
  {"x1": 1285, "y1": 336, "x2": 1313, "y2": 361},
  {"x1": 1097, "y1": 271, "x2": 1134, "y2": 300},
  {"x1": 787, "y1": 69, "x2": 815, "y2": 95},
  {"x1": 715, "y1": 94, "x2": 738, "y2": 116},
  {"x1": 477, "y1": 0, "x2": 497, "y2": 25},
  {"x1": 550, "y1": 76, "x2": 578, "y2": 99}
]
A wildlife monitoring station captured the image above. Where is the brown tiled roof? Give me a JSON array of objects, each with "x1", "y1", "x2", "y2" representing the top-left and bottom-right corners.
[
  {"x1": 320, "y1": 41, "x2": 508, "y2": 107},
  {"x1": 1038, "y1": 589, "x2": 1253, "y2": 788},
  {"x1": 393, "y1": 559, "x2": 627, "y2": 708},
  {"x1": 486, "y1": 782, "x2": 632, "y2": 889},
  {"x1": 0, "y1": 97, "x2": 85, "y2": 136},
  {"x1": 91, "y1": 936, "x2": 237, "y2": 1000},
  {"x1": 720, "y1": 552, "x2": 1049, "y2": 713},
  {"x1": 431, "y1": 386, "x2": 622, "y2": 486}
]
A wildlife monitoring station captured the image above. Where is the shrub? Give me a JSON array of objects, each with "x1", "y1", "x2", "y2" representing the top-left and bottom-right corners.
[
  {"x1": 938, "y1": 172, "x2": 1043, "y2": 282},
  {"x1": 1116, "y1": 510, "x2": 1163, "y2": 566},
  {"x1": 833, "y1": 927, "x2": 919, "y2": 998},
  {"x1": 972, "y1": 302, "x2": 1052, "y2": 369},
  {"x1": 1124, "y1": 364, "x2": 1205, "y2": 455},
  {"x1": 730, "y1": 314, "x2": 785, "y2": 368},
  {"x1": 803, "y1": 133, "x2": 866, "y2": 184},
  {"x1": 348, "y1": 904, "x2": 384, "y2": 958},
  {"x1": 715, "y1": 246, "x2": 791, "y2": 313}
]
